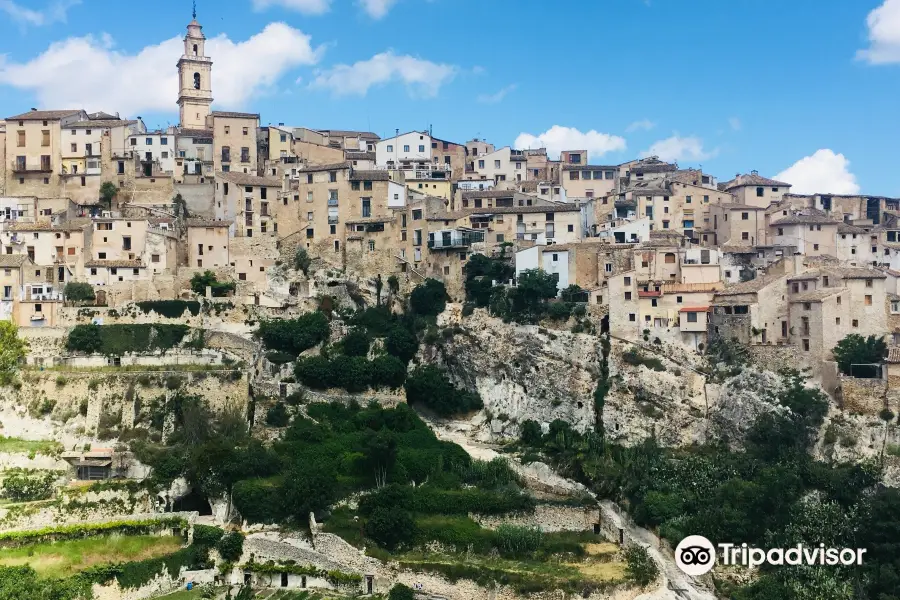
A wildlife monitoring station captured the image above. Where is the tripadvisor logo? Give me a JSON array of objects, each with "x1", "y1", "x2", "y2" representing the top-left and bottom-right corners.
[{"x1": 675, "y1": 535, "x2": 868, "y2": 576}]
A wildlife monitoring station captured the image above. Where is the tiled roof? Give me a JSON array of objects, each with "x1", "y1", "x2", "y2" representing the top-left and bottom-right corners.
[
  {"x1": 722, "y1": 173, "x2": 791, "y2": 190},
  {"x1": 838, "y1": 223, "x2": 869, "y2": 234},
  {"x1": 179, "y1": 128, "x2": 214, "y2": 137},
  {"x1": 715, "y1": 273, "x2": 783, "y2": 296},
  {"x1": 679, "y1": 306, "x2": 710, "y2": 313},
  {"x1": 835, "y1": 268, "x2": 887, "y2": 280},
  {"x1": 349, "y1": 170, "x2": 390, "y2": 181},
  {"x1": 719, "y1": 245, "x2": 757, "y2": 254},
  {"x1": 632, "y1": 160, "x2": 677, "y2": 174},
  {"x1": 718, "y1": 203, "x2": 766, "y2": 210},
  {"x1": 786, "y1": 273, "x2": 820, "y2": 282},
  {"x1": 8, "y1": 220, "x2": 89, "y2": 232},
  {"x1": 466, "y1": 204, "x2": 580, "y2": 215},
  {"x1": 70, "y1": 120, "x2": 136, "y2": 128},
  {"x1": 0, "y1": 255, "x2": 28, "y2": 267},
  {"x1": 345, "y1": 151, "x2": 375, "y2": 160},
  {"x1": 186, "y1": 219, "x2": 231, "y2": 227},
  {"x1": 789, "y1": 290, "x2": 841, "y2": 303},
  {"x1": 317, "y1": 129, "x2": 380, "y2": 140},
  {"x1": 345, "y1": 216, "x2": 395, "y2": 225},
  {"x1": 770, "y1": 214, "x2": 841, "y2": 226},
  {"x1": 462, "y1": 190, "x2": 516, "y2": 199},
  {"x1": 211, "y1": 111, "x2": 259, "y2": 119},
  {"x1": 216, "y1": 171, "x2": 281, "y2": 187},
  {"x1": 661, "y1": 282, "x2": 724, "y2": 293},
  {"x1": 296, "y1": 162, "x2": 351, "y2": 173},
  {"x1": 85, "y1": 260, "x2": 144, "y2": 268},
  {"x1": 7, "y1": 109, "x2": 81, "y2": 121}
]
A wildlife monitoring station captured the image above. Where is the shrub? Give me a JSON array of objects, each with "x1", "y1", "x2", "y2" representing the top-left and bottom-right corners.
[
  {"x1": 340, "y1": 328, "x2": 371, "y2": 357},
  {"x1": 385, "y1": 326, "x2": 418, "y2": 363},
  {"x1": 55, "y1": 375, "x2": 67, "y2": 387},
  {"x1": 496, "y1": 524, "x2": 543, "y2": 557},
  {"x1": 192, "y1": 524, "x2": 224, "y2": 547},
  {"x1": 410, "y1": 278, "x2": 447, "y2": 316},
  {"x1": 330, "y1": 355, "x2": 373, "y2": 393},
  {"x1": 295, "y1": 355, "x2": 333, "y2": 389},
  {"x1": 65, "y1": 323, "x2": 102, "y2": 354},
  {"x1": 216, "y1": 531, "x2": 244, "y2": 562},
  {"x1": 265, "y1": 350, "x2": 295, "y2": 365},
  {"x1": 66, "y1": 324, "x2": 190, "y2": 356},
  {"x1": 190, "y1": 271, "x2": 236, "y2": 297},
  {"x1": 1, "y1": 469, "x2": 57, "y2": 502},
  {"x1": 462, "y1": 302, "x2": 475, "y2": 317},
  {"x1": 232, "y1": 479, "x2": 281, "y2": 524},
  {"x1": 372, "y1": 354, "x2": 407, "y2": 389},
  {"x1": 135, "y1": 300, "x2": 201, "y2": 318},
  {"x1": 257, "y1": 312, "x2": 330, "y2": 356},
  {"x1": 64, "y1": 281, "x2": 95, "y2": 304},
  {"x1": 265, "y1": 403, "x2": 290, "y2": 427},
  {"x1": 624, "y1": 545, "x2": 659, "y2": 587},
  {"x1": 520, "y1": 420, "x2": 542, "y2": 446},
  {"x1": 547, "y1": 301, "x2": 572, "y2": 321},
  {"x1": 365, "y1": 508, "x2": 416, "y2": 550},
  {"x1": 389, "y1": 583, "x2": 415, "y2": 600},
  {"x1": 404, "y1": 365, "x2": 483, "y2": 417},
  {"x1": 294, "y1": 247, "x2": 312, "y2": 276},
  {"x1": 165, "y1": 376, "x2": 184, "y2": 390}
]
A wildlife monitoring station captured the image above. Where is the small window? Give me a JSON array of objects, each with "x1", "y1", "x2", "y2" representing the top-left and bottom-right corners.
[
  {"x1": 629, "y1": 313, "x2": 636, "y2": 322},
  {"x1": 865, "y1": 295, "x2": 873, "y2": 305},
  {"x1": 802, "y1": 339, "x2": 810, "y2": 351},
  {"x1": 625, "y1": 291, "x2": 632, "y2": 300},
  {"x1": 852, "y1": 319, "x2": 859, "y2": 327}
]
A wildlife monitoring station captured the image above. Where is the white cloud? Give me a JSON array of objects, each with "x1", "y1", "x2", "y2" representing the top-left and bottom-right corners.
[
  {"x1": 0, "y1": 0, "x2": 79, "y2": 27},
  {"x1": 0, "y1": 23, "x2": 321, "y2": 116},
  {"x1": 514, "y1": 125, "x2": 626, "y2": 159},
  {"x1": 477, "y1": 84, "x2": 516, "y2": 104},
  {"x1": 359, "y1": 0, "x2": 398, "y2": 18},
  {"x1": 857, "y1": 0, "x2": 900, "y2": 64},
  {"x1": 640, "y1": 135, "x2": 715, "y2": 163},
  {"x1": 311, "y1": 51, "x2": 457, "y2": 97},
  {"x1": 625, "y1": 119, "x2": 655, "y2": 133},
  {"x1": 774, "y1": 149, "x2": 861, "y2": 195},
  {"x1": 728, "y1": 117, "x2": 742, "y2": 131},
  {"x1": 251, "y1": 0, "x2": 331, "y2": 15}
]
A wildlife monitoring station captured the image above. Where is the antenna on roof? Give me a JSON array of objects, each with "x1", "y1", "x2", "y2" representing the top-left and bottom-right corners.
[{"x1": 192, "y1": 0, "x2": 196, "y2": 19}]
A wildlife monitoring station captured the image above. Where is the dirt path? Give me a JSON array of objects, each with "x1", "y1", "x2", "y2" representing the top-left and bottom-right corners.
[{"x1": 432, "y1": 426, "x2": 716, "y2": 600}]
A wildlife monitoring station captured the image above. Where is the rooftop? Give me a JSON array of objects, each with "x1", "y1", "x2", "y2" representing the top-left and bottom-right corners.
[
  {"x1": 721, "y1": 172, "x2": 791, "y2": 190},
  {"x1": 0, "y1": 255, "x2": 28, "y2": 268},
  {"x1": 70, "y1": 119, "x2": 137, "y2": 129},
  {"x1": 295, "y1": 161, "x2": 351, "y2": 173},
  {"x1": 317, "y1": 129, "x2": 379, "y2": 140},
  {"x1": 349, "y1": 170, "x2": 390, "y2": 182},
  {"x1": 186, "y1": 219, "x2": 232, "y2": 228},
  {"x1": 7, "y1": 109, "x2": 82, "y2": 121},
  {"x1": 8, "y1": 220, "x2": 89, "y2": 232},
  {"x1": 85, "y1": 260, "x2": 145, "y2": 268},
  {"x1": 716, "y1": 273, "x2": 783, "y2": 296},
  {"x1": 789, "y1": 289, "x2": 841, "y2": 303},
  {"x1": 562, "y1": 164, "x2": 618, "y2": 171},
  {"x1": 887, "y1": 347, "x2": 900, "y2": 364},
  {"x1": 771, "y1": 214, "x2": 842, "y2": 226},
  {"x1": 211, "y1": 111, "x2": 260, "y2": 120},
  {"x1": 216, "y1": 171, "x2": 281, "y2": 187},
  {"x1": 679, "y1": 306, "x2": 710, "y2": 313},
  {"x1": 465, "y1": 204, "x2": 581, "y2": 215}
]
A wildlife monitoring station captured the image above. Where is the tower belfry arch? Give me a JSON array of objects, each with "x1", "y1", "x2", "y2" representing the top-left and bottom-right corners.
[{"x1": 177, "y1": 4, "x2": 213, "y2": 129}]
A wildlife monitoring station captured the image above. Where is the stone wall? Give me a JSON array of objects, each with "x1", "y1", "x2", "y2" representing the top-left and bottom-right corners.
[
  {"x1": 840, "y1": 376, "x2": 887, "y2": 415},
  {"x1": 0, "y1": 487, "x2": 153, "y2": 530},
  {"x1": 747, "y1": 343, "x2": 816, "y2": 374},
  {"x1": 471, "y1": 504, "x2": 599, "y2": 533}
]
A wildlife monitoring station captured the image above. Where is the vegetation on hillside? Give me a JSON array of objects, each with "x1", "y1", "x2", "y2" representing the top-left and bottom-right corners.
[
  {"x1": 832, "y1": 333, "x2": 887, "y2": 376},
  {"x1": 190, "y1": 271, "x2": 236, "y2": 297},
  {"x1": 0, "y1": 322, "x2": 27, "y2": 385}
]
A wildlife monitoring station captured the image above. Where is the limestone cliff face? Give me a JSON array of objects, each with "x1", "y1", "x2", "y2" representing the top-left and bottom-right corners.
[{"x1": 425, "y1": 307, "x2": 600, "y2": 438}]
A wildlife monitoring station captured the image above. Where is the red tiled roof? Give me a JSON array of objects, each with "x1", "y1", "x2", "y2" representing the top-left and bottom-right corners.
[{"x1": 679, "y1": 306, "x2": 709, "y2": 313}]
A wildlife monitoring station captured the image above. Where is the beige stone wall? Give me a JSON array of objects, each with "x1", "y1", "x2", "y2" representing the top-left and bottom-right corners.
[
  {"x1": 212, "y1": 115, "x2": 258, "y2": 176},
  {"x1": 472, "y1": 504, "x2": 599, "y2": 532},
  {"x1": 840, "y1": 376, "x2": 887, "y2": 415},
  {"x1": 292, "y1": 140, "x2": 344, "y2": 165},
  {"x1": 187, "y1": 225, "x2": 229, "y2": 268}
]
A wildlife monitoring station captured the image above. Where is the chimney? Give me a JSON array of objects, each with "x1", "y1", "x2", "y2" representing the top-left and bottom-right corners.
[
  {"x1": 751, "y1": 170, "x2": 759, "y2": 176},
  {"x1": 30, "y1": 107, "x2": 36, "y2": 112}
]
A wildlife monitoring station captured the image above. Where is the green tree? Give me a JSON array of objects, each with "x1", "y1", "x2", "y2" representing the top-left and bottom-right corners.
[
  {"x1": 172, "y1": 193, "x2": 189, "y2": 219},
  {"x1": 410, "y1": 278, "x2": 447, "y2": 316},
  {"x1": 64, "y1": 281, "x2": 96, "y2": 304},
  {"x1": 216, "y1": 531, "x2": 245, "y2": 562},
  {"x1": 65, "y1": 323, "x2": 102, "y2": 354},
  {"x1": 375, "y1": 274, "x2": 384, "y2": 306},
  {"x1": 510, "y1": 268, "x2": 559, "y2": 317},
  {"x1": 365, "y1": 507, "x2": 416, "y2": 550},
  {"x1": 519, "y1": 420, "x2": 542, "y2": 446},
  {"x1": 257, "y1": 312, "x2": 330, "y2": 356},
  {"x1": 404, "y1": 365, "x2": 483, "y2": 417},
  {"x1": 385, "y1": 325, "x2": 418, "y2": 363},
  {"x1": 387, "y1": 274, "x2": 400, "y2": 298},
  {"x1": 0, "y1": 322, "x2": 27, "y2": 385},
  {"x1": 295, "y1": 355, "x2": 334, "y2": 389},
  {"x1": 99, "y1": 181, "x2": 118, "y2": 209},
  {"x1": 294, "y1": 247, "x2": 312, "y2": 276},
  {"x1": 832, "y1": 333, "x2": 887, "y2": 376},
  {"x1": 371, "y1": 354, "x2": 407, "y2": 389},
  {"x1": 624, "y1": 545, "x2": 659, "y2": 587},
  {"x1": 560, "y1": 284, "x2": 586, "y2": 303},
  {"x1": 340, "y1": 328, "x2": 371, "y2": 357},
  {"x1": 190, "y1": 270, "x2": 236, "y2": 297},
  {"x1": 265, "y1": 402, "x2": 290, "y2": 427},
  {"x1": 279, "y1": 466, "x2": 337, "y2": 522},
  {"x1": 389, "y1": 583, "x2": 415, "y2": 600}
]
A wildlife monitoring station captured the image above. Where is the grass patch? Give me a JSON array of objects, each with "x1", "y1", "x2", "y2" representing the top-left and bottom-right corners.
[
  {"x1": 0, "y1": 436, "x2": 62, "y2": 456},
  {"x1": 0, "y1": 534, "x2": 183, "y2": 578}
]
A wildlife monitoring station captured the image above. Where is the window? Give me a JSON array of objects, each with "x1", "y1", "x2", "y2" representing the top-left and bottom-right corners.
[
  {"x1": 70, "y1": 143, "x2": 77, "y2": 153},
  {"x1": 741, "y1": 212, "x2": 749, "y2": 220},
  {"x1": 569, "y1": 171, "x2": 580, "y2": 180},
  {"x1": 364, "y1": 181, "x2": 372, "y2": 191},
  {"x1": 865, "y1": 295, "x2": 873, "y2": 305},
  {"x1": 624, "y1": 277, "x2": 631, "y2": 285},
  {"x1": 777, "y1": 228, "x2": 784, "y2": 235},
  {"x1": 756, "y1": 187, "x2": 764, "y2": 197},
  {"x1": 802, "y1": 339, "x2": 810, "y2": 351},
  {"x1": 687, "y1": 312, "x2": 698, "y2": 323},
  {"x1": 160, "y1": 137, "x2": 168, "y2": 145},
  {"x1": 494, "y1": 160, "x2": 501, "y2": 168},
  {"x1": 351, "y1": 181, "x2": 360, "y2": 191},
  {"x1": 836, "y1": 317, "x2": 841, "y2": 325},
  {"x1": 386, "y1": 145, "x2": 393, "y2": 152},
  {"x1": 686, "y1": 195, "x2": 692, "y2": 204},
  {"x1": 146, "y1": 137, "x2": 153, "y2": 145},
  {"x1": 853, "y1": 319, "x2": 859, "y2": 327},
  {"x1": 625, "y1": 291, "x2": 632, "y2": 300},
  {"x1": 478, "y1": 160, "x2": 485, "y2": 169},
  {"x1": 742, "y1": 231, "x2": 750, "y2": 240},
  {"x1": 16, "y1": 131, "x2": 24, "y2": 147},
  {"x1": 662, "y1": 221, "x2": 669, "y2": 229},
  {"x1": 329, "y1": 171, "x2": 337, "y2": 183},
  {"x1": 243, "y1": 127, "x2": 249, "y2": 136},
  {"x1": 368, "y1": 240, "x2": 375, "y2": 252},
  {"x1": 629, "y1": 313, "x2": 636, "y2": 322},
  {"x1": 568, "y1": 224, "x2": 574, "y2": 232},
  {"x1": 866, "y1": 279, "x2": 873, "y2": 288},
  {"x1": 418, "y1": 145, "x2": 425, "y2": 152},
  {"x1": 403, "y1": 145, "x2": 410, "y2": 152}
]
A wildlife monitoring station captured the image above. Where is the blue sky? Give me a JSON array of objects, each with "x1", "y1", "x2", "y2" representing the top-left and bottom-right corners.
[{"x1": 1, "y1": 0, "x2": 899, "y2": 195}]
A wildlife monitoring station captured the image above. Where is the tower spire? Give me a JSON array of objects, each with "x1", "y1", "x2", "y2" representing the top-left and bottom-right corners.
[{"x1": 192, "y1": 0, "x2": 196, "y2": 19}]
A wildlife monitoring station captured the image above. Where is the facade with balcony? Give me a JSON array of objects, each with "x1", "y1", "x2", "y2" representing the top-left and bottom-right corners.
[{"x1": 427, "y1": 228, "x2": 484, "y2": 250}]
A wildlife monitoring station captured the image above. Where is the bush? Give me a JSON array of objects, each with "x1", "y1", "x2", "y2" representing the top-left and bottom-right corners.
[
  {"x1": 65, "y1": 323, "x2": 102, "y2": 354},
  {"x1": 135, "y1": 300, "x2": 201, "y2": 318},
  {"x1": 365, "y1": 508, "x2": 417, "y2": 550},
  {"x1": 404, "y1": 365, "x2": 483, "y2": 417},
  {"x1": 496, "y1": 524, "x2": 543, "y2": 557},
  {"x1": 385, "y1": 326, "x2": 419, "y2": 363},
  {"x1": 410, "y1": 278, "x2": 447, "y2": 317},
  {"x1": 66, "y1": 324, "x2": 190, "y2": 356},
  {"x1": 192, "y1": 525, "x2": 224, "y2": 548},
  {"x1": 265, "y1": 350, "x2": 295, "y2": 365},
  {"x1": 520, "y1": 420, "x2": 542, "y2": 446},
  {"x1": 265, "y1": 403, "x2": 290, "y2": 427},
  {"x1": 462, "y1": 302, "x2": 475, "y2": 317},
  {"x1": 295, "y1": 355, "x2": 333, "y2": 389},
  {"x1": 232, "y1": 479, "x2": 281, "y2": 524},
  {"x1": 371, "y1": 354, "x2": 407, "y2": 389},
  {"x1": 190, "y1": 271, "x2": 236, "y2": 297},
  {"x1": 216, "y1": 531, "x2": 244, "y2": 562},
  {"x1": 64, "y1": 281, "x2": 95, "y2": 304},
  {"x1": 547, "y1": 301, "x2": 572, "y2": 321},
  {"x1": 294, "y1": 248, "x2": 312, "y2": 276},
  {"x1": 330, "y1": 355, "x2": 373, "y2": 393},
  {"x1": 389, "y1": 583, "x2": 415, "y2": 600},
  {"x1": 340, "y1": 328, "x2": 371, "y2": 357},
  {"x1": 624, "y1": 545, "x2": 659, "y2": 587},
  {"x1": 1, "y1": 469, "x2": 57, "y2": 502},
  {"x1": 257, "y1": 312, "x2": 330, "y2": 356}
]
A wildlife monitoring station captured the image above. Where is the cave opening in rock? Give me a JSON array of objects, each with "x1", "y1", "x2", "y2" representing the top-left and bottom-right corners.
[{"x1": 173, "y1": 489, "x2": 212, "y2": 515}]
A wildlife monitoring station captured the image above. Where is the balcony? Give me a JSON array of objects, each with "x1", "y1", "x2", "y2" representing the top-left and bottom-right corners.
[
  {"x1": 428, "y1": 229, "x2": 485, "y2": 249},
  {"x1": 328, "y1": 216, "x2": 339, "y2": 225},
  {"x1": 221, "y1": 153, "x2": 231, "y2": 163},
  {"x1": 327, "y1": 198, "x2": 339, "y2": 207},
  {"x1": 11, "y1": 159, "x2": 52, "y2": 173}
]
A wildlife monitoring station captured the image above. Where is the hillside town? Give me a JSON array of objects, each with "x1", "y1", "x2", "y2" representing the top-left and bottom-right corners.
[
  {"x1": 2, "y1": 9, "x2": 900, "y2": 600},
  {"x1": 2, "y1": 13, "x2": 898, "y2": 385}
]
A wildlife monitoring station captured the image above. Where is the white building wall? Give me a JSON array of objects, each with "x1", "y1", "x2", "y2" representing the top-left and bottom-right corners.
[
  {"x1": 541, "y1": 250, "x2": 570, "y2": 292},
  {"x1": 376, "y1": 132, "x2": 432, "y2": 166},
  {"x1": 514, "y1": 246, "x2": 540, "y2": 279},
  {"x1": 387, "y1": 181, "x2": 406, "y2": 208},
  {"x1": 128, "y1": 132, "x2": 176, "y2": 174}
]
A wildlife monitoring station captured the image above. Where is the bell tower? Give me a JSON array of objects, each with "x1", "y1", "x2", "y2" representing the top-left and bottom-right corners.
[{"x1": 177, "y1": 2, "x2": 213, "y2": 129}]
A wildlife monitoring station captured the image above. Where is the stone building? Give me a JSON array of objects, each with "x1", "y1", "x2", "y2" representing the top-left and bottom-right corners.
[
  {"x1": 4, "y1": 109, "x2": 87, "y2": 197},
  {"x1": 187, "y1": 219, "x2": 231, "y2": 269},
  {"x1": 177, "y1": 14, "x2": 214, "y2": 130},
  {"x1": 211, "y1": 112, "x2": 260, "y2": 176}
]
